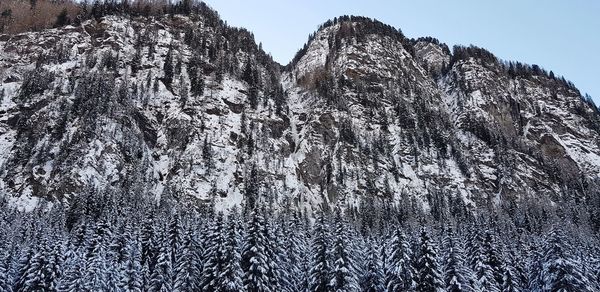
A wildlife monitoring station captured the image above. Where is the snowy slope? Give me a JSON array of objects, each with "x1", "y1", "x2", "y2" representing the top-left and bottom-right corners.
[{"x1": 1, "y1": 14, "x2": 599, "y2": 214}]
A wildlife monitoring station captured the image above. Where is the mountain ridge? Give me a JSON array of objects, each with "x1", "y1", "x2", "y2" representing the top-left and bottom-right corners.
[{"x1": 0, "y1": 8, "x2": 599, "y2": 218}]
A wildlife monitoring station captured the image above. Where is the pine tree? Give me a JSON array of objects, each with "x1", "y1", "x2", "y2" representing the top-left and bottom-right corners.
[
  {"x1": 263, "y1": 218, "x2": 283, "y2": 291},
  {"x1": 385, "y1": 229, "x2": 414, "y2": 291},
  {"x1": 163, "y1": 44, "x2": 174, "y2": 91},
  {"x1": 15, "y1": 240, "x2": 61, "y2": 292},
  {"x1": 173, "y1": 227, "x2": 202, "y2": 292},
  {"x1": 329, "y1": 209, "x2": 359, "y2": 291},
  {"x1": 200, "y1": 213, "x2": 226, "y2": 291},
  {"x1": 482, "y1": 231, "x2": 505, "y2": 288},
  {"x1": 54, "y1": 8, "x2": 70, "y2": 28},
  {"x1": 467, "y1": 229, "x2": 498, "y2": 292},
  {"x1": 593, "y1": 249, "x2": 600, "y2": 289},
  {"x1": 153, "y1": 77, "x2": 160, "y2": 93},
  {"x1": 525, "y1": 241, "x2": 544, "y2": 292},
  {"x1": 414, "y1": 229, "x2": 443, "y2": 292},
  {"x1": 506, "y1": 239, "x2": 528, "y2": 291},
  {"x1": 141, "y1": 261, "x2": 152, "y2": 292},
  {"x1": 13, "y1": 248, "x2": 35, "y2": 292},
  {"x1": 179, "y1": 75, "x2": 189, "y2": 106},
  {"x1": 539, "y1": 229, "x2": 594, "y2": 291},
  {"x1": 141, "y1": 212, "x2": 157, "y2": 275},
  {"x1": 119, "y1": 237, "x2": 143, "y2": 292},
  {"x1": 244, "y1": 165, "x2": 259, "y2": 212},
  {"x1": 218, "y1": 214, "x2": 244, "y2": 292},
  {"x1": 202, "y1": 137, "x2": 214, "y2": 174},
  {"x1": 473, "y1": 251, "x2": 499, "y2": 292},
  {"x1": 284, "y1": 211, "x2": 311, "y2": 291},
  {"x1": 500, "y1": 263, "x2": 520, "y2": 292},
  {"x1": 108, "y1": 224, "x2": 130, "y2": 265},
  {"x1": 167, "y1": 213, "x2": 183, "y2": 264},
  {"x1": 273, "y1": 84, "x2": 287, "y2": 116},
  {"x1": 0, "y1": 249, "x2": 12, "y2": 292},
  {"x1": 131, "y1": 36, "x2": 142, "y2": 75},
  {"x1": 188, "y1": 60, "x2": 204, "y2": 97},
  {"x1": 241, "y1": 211, "x2": 272, "y2": 292},
  {"x1": 149, "y1": 235, "x2": 173, "y2": 292},
  {"x1": 309, "y1": 212, "x2": 330, "y2": 292},
  {"x1": 361, "y1": 242, "x2": 383, "y2": 292},
  {"x1": 272, "y1": 219, "x2": 295, "y2": 292},
  {"x1": 57, "y1": 247, "x2": 86, "y2": 291},
  {"x1": 441, "y1": 228, "x2": 475, "y2": 292},
  {"x1": 87, "y1": 218, "x2": 113, "y2": 260},
  {"x1": 242, "y1": 59, "x2": 254, "y2": 85},
  {"x1": 84, "y1": 243, "x2": 112, "y2": 291},
  {"x1": 248, "y1": 84, "x2": 259, "y2": 109}
]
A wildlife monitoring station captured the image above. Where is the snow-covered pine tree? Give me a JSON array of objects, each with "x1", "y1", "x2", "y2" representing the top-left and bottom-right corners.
[
  {"x1": 506, "y1": 237, "x2": 528, "y2": 290},
  {"x1": 57, "y1": 245, "x2": 86, "y2": 292},
  {"x1": 308, "y1": 211, "x2": 331, "y2": 292},
  {"x1": 329, "y1": 209, "x2": 359, "y2": 291},
  {"x1": 200, "y1": 212, "x2": 226, "y2": 291},
  {"x1": 70, "y1": 222, "x2": 89, "y2": 249},
  {"x1": 141, "y1": 261, "x2": 152, "y2": 292},
  {"x1": 482, "y1": 231, "x2": 505, "y2": 288},
  {"x1": 87, "y1": 218, "x2": 113, "y2": 260},
  {"x1": 119, "y1": 235, "x2": 143, "y2": 292},
  {"x1": 473, "y1": 251, "x2": 499, "y2": 292},
  {"x1": 593, "y1": 247, "x2": 600, "y2": 290},
  {"x1": 0, "y1": 249, "x2": 12, "y2": 291},
  {"x1": 464, "y1": 227, "x2": 482, "y2": 269},
  {"x1": 539, "y1": 228, "x2": 594, "y2": 291},
  {"x1": 500, "y1": 263, "x2": 520, "y2": 292},
  {"x1": 385, "y1": 229, "x2": 414, "y2": 291},
  {"x1": 525, "y1": 240, "x2": 544, "y2": 291},
  {"x1": 108, "y1": 224, "x2": 130, "y2": 265},
  {"x1": 497, "y1": 235, "x2": 530, "y2": 292},
  {"x1": 361, "y1": 240, "x2": 383, "y2": 292},
  {"x1": 414, "y1": 229, "x2": 444, "y2": 292},
  {"x1": 283, "y1": 210, "x2": 311, "y2": 292},
  {"x1": 163, "y1": 43, "x2": 174, "y2": 91},
  {"x1": 167, "y1": 213, "x2": 183, "y2": 265},
  {"x1": 15, "y1": 247, "x2": 45, "y2": 292},
  {"x1": 84, "y1": 242, "x2": 112, "y2": 291},
  {"x1": 15, "y1": 240, "x2": 61, "y2": 292},
  {"x1": 268, "y1": 219, "x2": 288, "y2": 291},
  {"x1": 442, "y1": 227, "x2": 475, "y2": 292},
  {"x1": 173, "y1": 228, "x2": 201, "y2": 292},
  {"x1": 45, "y1": 241, "x2": 64, "y2": 291},
  {"x1": 13, "y1": 248, "x2": 35, "y2": 292},
  {"x1": 149, "y1": 234, "x2": 173, "y2": 292},
  {"x1": 202, "y1": 137, "x2": 215, "y2": 174},
  {"x1": 217, "y1": 213, "x2": 243, "y2": 292},
  {"x1": 141, "y1": 212, "x2": 157, "y2": 275},
  {"x1": 466, "y1": 228, "x2": 498, "y2": 292},
  {"x1": 241, "y1": 211, "x2": 272, "y2": 292}
]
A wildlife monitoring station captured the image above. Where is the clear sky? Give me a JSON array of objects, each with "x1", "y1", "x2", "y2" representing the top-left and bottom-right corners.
[{"x1": 203, "y1": 0, "x2": 600, "y2": 103}]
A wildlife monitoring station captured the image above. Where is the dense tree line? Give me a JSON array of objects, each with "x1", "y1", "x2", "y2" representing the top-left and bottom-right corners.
[{"x1": 0, "y1": 184, "x2": 599, "y2": 292}]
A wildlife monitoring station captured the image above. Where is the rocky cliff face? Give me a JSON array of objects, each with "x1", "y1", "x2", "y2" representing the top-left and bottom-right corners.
[{"x1": 1, "y1": 13, "x2": 599, "y2": 214}]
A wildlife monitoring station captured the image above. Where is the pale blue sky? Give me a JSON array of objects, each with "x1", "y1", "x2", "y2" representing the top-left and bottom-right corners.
[{"x1": 204, "y1": 0, "x2": 600, "y2": 103}]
